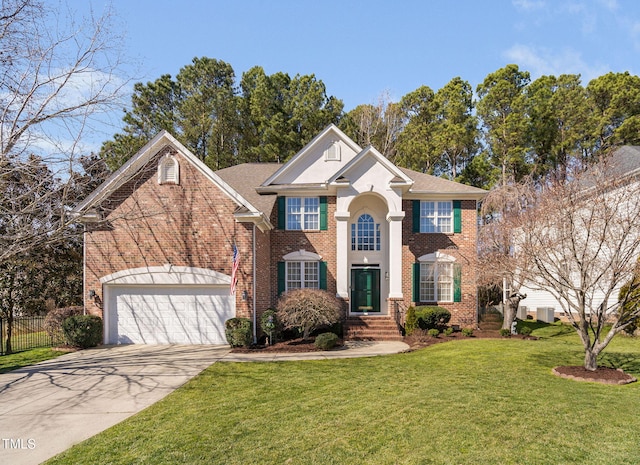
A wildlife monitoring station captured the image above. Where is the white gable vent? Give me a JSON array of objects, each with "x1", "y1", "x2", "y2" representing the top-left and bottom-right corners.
[
  {"x1": 324, "y1": 141, "x2": 341, "y2": 161},
  {"x1": 158, "y1": 154, "x2": 179, "y2": 185}
]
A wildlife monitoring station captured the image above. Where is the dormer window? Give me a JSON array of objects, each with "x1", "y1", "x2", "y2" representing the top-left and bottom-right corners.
[
  {"x1": 158, "y1": 154, "x2": 179, "y2": 185},
  {"x1": 324, "y1": 141, "x2": 341, "y2": 161}
]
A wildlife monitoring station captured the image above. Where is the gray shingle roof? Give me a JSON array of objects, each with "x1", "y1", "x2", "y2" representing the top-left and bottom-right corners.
[
  {"x1": 399, "y1": 167, "x2": 487, "y2": 195},
  {"x1": 215, "y1": 163, "x2": 282, "y2": 214}
]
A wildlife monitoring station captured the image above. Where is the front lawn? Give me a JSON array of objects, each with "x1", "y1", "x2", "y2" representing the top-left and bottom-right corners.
[
  {"x1": 0, "y1": 347, "x2": 64, "y2": 374},
  {"x1": 46, "y1": 329, "x2": 640, "y2": 465}
]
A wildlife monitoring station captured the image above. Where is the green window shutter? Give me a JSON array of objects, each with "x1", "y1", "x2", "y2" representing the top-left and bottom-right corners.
[
  {"x1": 277, "y1": 197, "x2": 286, "y2": 230},
  {"x1": 412, "y1": 200, "x2": 421, "y2": 233},
  {"x1": 319, "y1": 261, "x2": 327, "y2": 290},
  {"x1": 453, "y1": 200, "x2": 462, "y2": 233},
  {"x1": 412, "y1": 263, "x2": 421, "y2": 303},
  {"x1": 277, "y1": 261, "x2": 286, "y2": 295},
  {"x1": 453, "y1": 263, "x2": 462, "y2": 302},
  {"x1": 319, "y1": 196, "x2": 328, "y2": 230}
]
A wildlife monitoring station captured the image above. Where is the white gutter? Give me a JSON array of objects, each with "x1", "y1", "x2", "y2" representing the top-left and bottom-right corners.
[{"x1": 252, "y1": 224, "x2": 257, "y2": 344}]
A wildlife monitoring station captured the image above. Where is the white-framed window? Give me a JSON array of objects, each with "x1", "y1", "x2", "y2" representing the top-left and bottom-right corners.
[
  {"x1": 416, "y1": 252, "x2": 457, "y2": 303},
  {"x1": 420, "y1": 201, "x2": 452, "y2": 233},
  {"x1": 420, "y1": 262, "x2": 453, "y2": 302},
  {"x1": 286, "y1": 261, "x2": 319, "y2": 290},
  {"x1": 351, "y1": 214, "x2": 380, "y2": 251},
  {"x1": 158, "y1": 154, "x2": 179, "y2": 185},
  {"x1": 287, "y1": 197, "x2": 319, "y2": 230}
]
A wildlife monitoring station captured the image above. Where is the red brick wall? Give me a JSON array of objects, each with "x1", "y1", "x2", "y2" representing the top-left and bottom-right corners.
[
  {"x1": 84, "y1": 148, "x2": 254, "y2": 319},
  {"x1": 268, "y1": 196, "x2": 338, "y2": 305},
  {"x1": 401, "y1": 199, "x2": 478, "y2": 327}
]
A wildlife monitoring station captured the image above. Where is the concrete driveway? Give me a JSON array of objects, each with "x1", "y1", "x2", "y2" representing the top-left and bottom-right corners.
[{"x1": 0, "y1": 344, "x2": 230, "y2": 465}]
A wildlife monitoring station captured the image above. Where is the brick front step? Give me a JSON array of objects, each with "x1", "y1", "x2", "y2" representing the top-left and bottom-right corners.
[{"x1": 344, "y1": 316, "x2": 404, "y2": 341}]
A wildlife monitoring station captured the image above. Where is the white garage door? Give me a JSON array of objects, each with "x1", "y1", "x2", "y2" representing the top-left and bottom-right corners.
[{"x1": 106, "y1": 285, "x2": 234, "y2": 345}]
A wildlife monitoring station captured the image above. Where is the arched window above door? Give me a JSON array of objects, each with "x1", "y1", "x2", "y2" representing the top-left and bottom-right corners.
[{"x1": 351, "y1": 214, "x2": 380, "y2": 251}]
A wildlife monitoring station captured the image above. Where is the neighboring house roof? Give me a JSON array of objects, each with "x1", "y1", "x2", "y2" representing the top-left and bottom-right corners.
[{"x1": 603, "y1": 145, "x2": 640, "y2": 179}]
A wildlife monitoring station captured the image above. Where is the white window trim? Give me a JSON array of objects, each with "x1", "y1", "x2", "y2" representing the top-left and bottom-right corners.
[
  {"x1": 420, "y1": 201, "x2": 453, "y2": 233},
  {"x1": 283, "y1": 250, "x2": 322, "y2": 261},
  {"x1": 324, "y1": 140, "x2": 341, "y2": 161},
  {"x1": 286, "y1": 197, "x2": 320, "y2": 231},
  {"x1": 418, "y1": 253, "x2": 456, "y2": 303},
  {"x1": 285, "y1": 261, "x2": 320, "y2": 291},
  {"x1": 158, "y1": 154, "x2": 180, "y2": 185},
  {"x1": 351, "y1": 214, "x2": 381, "y2": 251}
]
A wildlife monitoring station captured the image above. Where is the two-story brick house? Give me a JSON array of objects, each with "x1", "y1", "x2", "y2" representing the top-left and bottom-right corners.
[{"x1": 73, "y1": 125, "x2": 486, "y2": 345}]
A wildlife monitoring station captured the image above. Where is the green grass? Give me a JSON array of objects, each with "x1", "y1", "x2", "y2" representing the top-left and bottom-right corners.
[
  {"x1": 0, "y1": 347, "x2": 64, "y2": 374},
  {"x1": 45, "y1": 329, "x2": 640, "y2": 465}
]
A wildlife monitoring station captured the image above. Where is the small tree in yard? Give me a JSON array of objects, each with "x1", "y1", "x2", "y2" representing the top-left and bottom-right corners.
[
  {"x1": 480, "y1": 159, "x2": 640, "y2": 371},
  {"x1": 277, "y1": 288, "x2": 342, "y2": 340}
]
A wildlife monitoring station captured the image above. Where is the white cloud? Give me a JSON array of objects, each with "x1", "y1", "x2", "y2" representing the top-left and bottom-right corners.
[
  {"x1": 512, "y1": 0, "x2": 547, "y2": 11},
  {"x1": 503, "y1": 44, "x2": 609, "y2": 83}
]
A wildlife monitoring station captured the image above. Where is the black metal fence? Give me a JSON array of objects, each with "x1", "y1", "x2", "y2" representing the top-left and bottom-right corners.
[{"x1": 0, "y1": 316, "x2": 55, "y2": 355}]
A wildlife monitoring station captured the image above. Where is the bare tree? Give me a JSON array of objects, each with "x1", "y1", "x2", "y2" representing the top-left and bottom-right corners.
[
  {"x1": 480, "y1": 161, "x2": 640, "y2": 370},
  {"x1": 0, "y1": 0, "x2": 128, "y2": 263}
]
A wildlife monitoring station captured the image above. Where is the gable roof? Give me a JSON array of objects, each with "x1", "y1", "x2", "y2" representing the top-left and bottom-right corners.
[
  {"x1": 72, "y1": 131, "x2": 274, "y2": 230},
  {"x1": 215, "y1": 163, "x2": 282, "y2": 214},
  {"x1": 603, "y1": 146, "x2": 640, "y2": 179},
  {"x1": 328, "y1": 145, "x2": 413, "y2": 187},
  {"x1": 261, "y1": 124, "x2": 362, "y2": 187}
]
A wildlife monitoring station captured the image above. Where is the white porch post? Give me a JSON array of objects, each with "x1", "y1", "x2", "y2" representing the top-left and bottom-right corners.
[
  {"x1": 387, "y1": 211, "x2": 405, "y2": 299},
  {"x1": 335, "y1": 211, "x2": 351, "y2": 299}
]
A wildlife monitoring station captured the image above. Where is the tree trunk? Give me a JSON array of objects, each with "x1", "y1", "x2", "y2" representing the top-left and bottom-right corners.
[
  {"x1": 502, "y1": 303, "x2": 517, "y2": 330},
  {"x1": 584, "y1": 349, "x2": 598, "y2": 371},
  {"x1": 5, "y1": 314, "x2": 13, "y2": 355}
]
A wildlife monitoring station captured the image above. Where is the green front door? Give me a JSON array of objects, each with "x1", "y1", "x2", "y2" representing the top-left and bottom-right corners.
[{"x1": 351, "y1": 268, "x2": 380, "y2": 313}]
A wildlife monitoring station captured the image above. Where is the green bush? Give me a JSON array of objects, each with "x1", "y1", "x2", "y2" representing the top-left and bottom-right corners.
[
  {"x1": 415, "y1": 306, "x2": 451, "y2": 330},
  {"x1": 225, "y1": 318, "x2": 253, "y2": 347},
  {"x1": 444, "y1": 327, "x2": 454, "y2": 336},
  {"x1": 499, "y1": 328, "x2": 511, "y2": 337},
  {"x1": 428, "y1": 328, "x2": 440, "y2": 338},
  {"x1": 461, "y1": 327, "x2": 474, "y2": 337},
  {"x1": 44, "y1": 306, "x2": 83, "y2": 344},
  {"x1": 314, "y1": 332, "x2": 339, "y2": 350},
  {"x1": 260, "y1": 308, "x2": 280, "y2": 344},
  {"x1": 519, "y1": 326, "x2": 532, "y2": 336},
  {"x1": 62, "y1": 314, "x2": 103, "y2": 348},
  {"x1": 405, "y1": 307, "x2": 418, "y2": 336}
]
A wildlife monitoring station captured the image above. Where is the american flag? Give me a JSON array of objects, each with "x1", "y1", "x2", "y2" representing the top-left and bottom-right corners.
[{"x1": 230, "y1": 244, "x2": 239, "y2": 295}]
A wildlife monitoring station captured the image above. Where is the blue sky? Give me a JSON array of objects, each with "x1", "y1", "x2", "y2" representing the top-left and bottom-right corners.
[{"x1": 79, "y1": 0, "x2": 640, "y2": 114}]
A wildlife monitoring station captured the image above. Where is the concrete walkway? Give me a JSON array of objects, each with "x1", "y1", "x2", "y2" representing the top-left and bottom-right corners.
[
  {"x1": 219, "y1": 340, "x2": 410, "y2": 362},
  {"x1": 0, "y1": 341, "x2": 408, "y2": 465}
]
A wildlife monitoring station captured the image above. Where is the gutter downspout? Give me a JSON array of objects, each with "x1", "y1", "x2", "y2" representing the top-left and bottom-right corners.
[
  {"x1": 252, "y1": 224, "x2": 257, "y2": 344},
  {"x1": 83, "y1": 225, "x2": 87, "y2": 316}
]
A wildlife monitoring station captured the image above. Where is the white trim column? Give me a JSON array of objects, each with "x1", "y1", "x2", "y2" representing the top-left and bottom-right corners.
[
  {"x1": 335, "y1": 211, "x2": 351, "y2": 298},
  {"x1": 387, "y1": 211, "x2": 405, "y2": 299}
]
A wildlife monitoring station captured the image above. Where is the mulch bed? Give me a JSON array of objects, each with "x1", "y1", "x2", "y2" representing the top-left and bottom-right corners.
[
  {"x1": 552, "y1": 366, "x2": 637, "y2": 385},
  {"x1": 230, "y1": 338, "x2": 341, "y2": 353}
]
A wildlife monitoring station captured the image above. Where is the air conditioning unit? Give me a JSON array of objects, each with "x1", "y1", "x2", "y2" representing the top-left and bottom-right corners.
[
  {"x1": 516, "y1": 306, "x2": 528, "y2": 320},
  {"x1": 536, "y1": 307, "x2": 555, "y2": 323}
]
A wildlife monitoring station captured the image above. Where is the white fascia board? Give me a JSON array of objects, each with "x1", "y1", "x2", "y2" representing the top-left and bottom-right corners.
[
  {"x1": 260, "y1": 124, "x2": 362, "y2": 187},
  {"x1": 406, "y1": 191, "x2": 488, "y2": 201},
  {"x1": 328, "y1": 146, "x2": 414, "y2": 186}
]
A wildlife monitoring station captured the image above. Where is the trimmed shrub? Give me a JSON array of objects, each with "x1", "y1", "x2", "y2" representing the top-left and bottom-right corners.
[
  {"x1": 62, "y1": 315, "x2": 103, "y2": 349},
  {"x1": 444, "y1": 327, "x2": 454, "y2": 336},
  {"x1": 225, "y1": 318, "x2": 253, "y2": 347},
  {"x1": 314, "y1": 332, "x2": 339, "y2": 350},
  {"x1": 44, "y1": 306, "x2": 83, "y2": 344},
  {"x1": 519, "y1": 326, "x2": 532, "y2": 337},
  {"x1": 461, "y1": 327, "x2": 474, "y2": 337},
  {"x1": 415, "y1": 306, "x2": 451, "y2": 330},
  {"x1": 427, "y1": 328, "x2": 440, "y2": 338},
  {"x1": 260, "y1": 308, "x2": 280, "y2": 344},
  {"x1": 405, "y1": 307, "x2": 418, "y2": 336},
  {"x1": 499, "y1": 328, "x2": 511, "y2": 337},
  {"x1": 277, "y1": 289, "x2": 342, "y2": 340}
]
